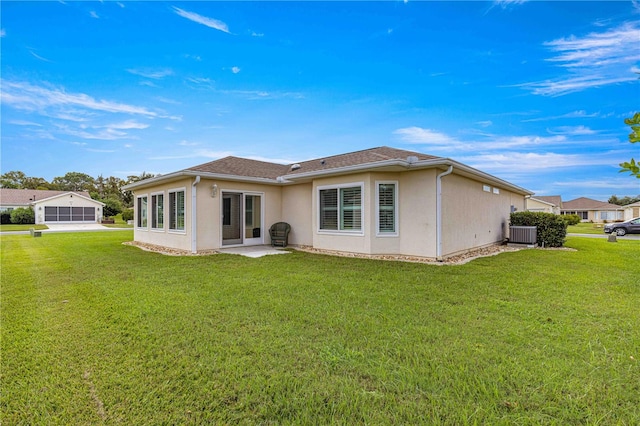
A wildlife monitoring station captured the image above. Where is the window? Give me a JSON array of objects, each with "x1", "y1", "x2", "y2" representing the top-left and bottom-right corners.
[
  {"x1": 376, "y1": 182, "x2": 397, "y2": 235},
  {"x1": 169, "y1": 189, "x2": 185, "y2": 231},
  {"x1": 137, "y1": 195, "x2": 148, "y2": 228},
  {"x1": 493, "y1": 187, "x2": 500, "y2": 194},
  {"x1": 151, "y1": 193, "x2": 164, "y2": 229},
  {"x1": 483, "y1": 185, "x2": 491, "y2": 192},
  {"x1": 318, "y1": 183, "x2": 363, "y2": 232}
]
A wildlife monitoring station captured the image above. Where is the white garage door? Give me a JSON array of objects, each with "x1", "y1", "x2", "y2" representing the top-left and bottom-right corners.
[{"x1": 44, "y1": 206, "x2": 96, "y2": 223}]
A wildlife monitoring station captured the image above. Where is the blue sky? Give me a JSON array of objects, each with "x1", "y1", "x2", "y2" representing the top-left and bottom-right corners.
[{"x1": 1, "y1": 1, "x2": 639, "y2": 201}]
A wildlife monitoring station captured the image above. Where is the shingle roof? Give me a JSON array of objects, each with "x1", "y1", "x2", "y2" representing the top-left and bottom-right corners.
[
  {"x1": 185, "y1": 146, "x2": 441, "y2": 179},
  {"x1": 0, "y1": 189, "x2": 92, "y2": 205},
  {"x1": 187, "y1": 156, "x2": 290, "y2": 180},
  {"x1": 533, "y1": 195, "x2": 562, "y2": 208},
  {"x1": 562, "y1": 197, "x2": 622, "y2": 211}
]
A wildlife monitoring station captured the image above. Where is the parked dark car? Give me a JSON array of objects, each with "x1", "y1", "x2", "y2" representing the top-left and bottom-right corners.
[{"x1": 603, "y1": 217, "x2": 640, "y2": 236}]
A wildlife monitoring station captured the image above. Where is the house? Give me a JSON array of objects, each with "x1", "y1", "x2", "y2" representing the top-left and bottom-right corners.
[
  {"x1": 123, "y1": 146, "x2": 533, "y2": 260},
  {"x1": 0, "y1": 189, "x2": 105, "y2": 224},
  {"x1": 560, "y1": 197, "x2": 624, "y2": 222},
  {"x1": 526, "y1": 195, "x2": 562, "y2": 214},
  {"x1": 623, "y1": 201, "x2": 640, "y2": 220}
]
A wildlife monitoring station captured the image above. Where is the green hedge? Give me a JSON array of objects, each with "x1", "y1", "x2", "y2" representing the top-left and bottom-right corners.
[
  {"x1": 10, "y1": 207, "x2": 35, "y2": 225},
  {"x1": 562, "y1": 214, "x2": 582, "y2": 226},
  {"x1": 121, "y1": 208, "x2": 134, "y2": 222},
  {"x1": 510, "y1": 211, "x2": 567, "y2": 247}
]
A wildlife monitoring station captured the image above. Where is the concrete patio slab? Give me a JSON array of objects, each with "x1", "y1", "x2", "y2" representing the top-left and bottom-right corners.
[{"x1": 218, "y1": 245, "x2": 290, "y2": 258}]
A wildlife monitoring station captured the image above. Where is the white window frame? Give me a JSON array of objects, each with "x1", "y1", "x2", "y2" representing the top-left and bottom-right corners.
[
  {"x1": 136, "y1": 194, "x2": 148, "y2": 230},
  {"x1": 168, "y1": 187, "x2": 186, "y2": 234},
  {"x1": 150, "y1": 191, "x2": 165, "y2": 231},
  {"x1": 375, "y1": 181, "x2": 399, "y2": 237},
  {"x1": 317, "y1": 182, "x2": 364, "y2": 235}
]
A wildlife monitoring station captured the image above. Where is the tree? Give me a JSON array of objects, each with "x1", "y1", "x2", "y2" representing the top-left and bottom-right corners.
[
  {"x1": 102, "y1": 198, "x2": 123, "y2": 218},
  {"x1": 122, "y1": 172, "x2": 156, "y2": 207},
  {"x1": 0, "y1": 171, "x2": 27, "y2": 188},
  {"x1": 52, "y1": 172, "x2": 96, "y2": 192},
  {"x1": 608, "y1": 195, "x2": 640, "y2": 206},
  {"x1": 620, "y1": 112, "x2": 640, "y2": 178}
]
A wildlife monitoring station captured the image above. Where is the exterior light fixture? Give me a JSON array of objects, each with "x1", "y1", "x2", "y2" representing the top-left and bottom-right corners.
[{"x1": 211, "y1": 184, "x2": 218, "y2": 198}]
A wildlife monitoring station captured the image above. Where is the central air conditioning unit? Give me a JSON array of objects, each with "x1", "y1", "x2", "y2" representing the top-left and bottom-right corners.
[{"x1": 509, "y1": 226, "x2": 537, "y2": 246}]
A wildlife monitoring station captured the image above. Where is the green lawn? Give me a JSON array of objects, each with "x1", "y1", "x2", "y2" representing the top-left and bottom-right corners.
[
  {"x1": 567, "y1": 222, "x2": 608, "y2": 235},
  {"x1": 2, "y1": 231, "x2": 639, "y2": 424},
  {"x1": 0, "y1": 224, "x2": 48, "y2": 232}
]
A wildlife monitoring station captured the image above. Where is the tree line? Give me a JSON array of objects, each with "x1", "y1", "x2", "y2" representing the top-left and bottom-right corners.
[{"x1": 0, "y1": 171, "x2": 156, "y2": 217}]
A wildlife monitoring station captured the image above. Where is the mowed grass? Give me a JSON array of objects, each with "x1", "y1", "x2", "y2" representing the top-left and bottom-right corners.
[
  {"x1": 2, "y1": 231, "x2": 639, "y2": 424},
  {"x1": 567, "y1": 222, "x2": 608, "y2": 235}
]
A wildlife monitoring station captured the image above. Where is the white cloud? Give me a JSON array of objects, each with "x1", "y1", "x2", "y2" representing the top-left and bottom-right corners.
[
  {"x1": 394, "y1": 126, "x2": 568, "y2": 151},
  {"x1": 520, "y1": 21, "x2": 640, "y2": 96},
  {"x1": 546, "y1": 125, "x2": 597, "y2": 136},
  {"x1": 476, "y1": 120, "x2": 493, "y2": 128},
  {"x1": 89, "y1": 11, "x2": 99, "y2": 19},
  {"x1": 0, "y1": 29, "x2": 6, "y2": 38},
  {"x1": 493, "y1": 0, "x2": 528, "y2": 8},
  {"x1": 553, "y1": 178, "x2": 640, "y2": 190},
  {"x1": 127, "y1": 68, "x2": 174, "y2": 79},
  {"x1": 521, "y1": 110, "x2": 601, "y2": 122},
  {"x1": 393, "y1": 127, "x2": 460, "y2": 147},
  {"x1": 0, "y1": 80, "x2": 157, "y2": 117},
  {"x1": 101, "y1": 120, "x2": 149, "y2": 130},
  {"x1": 231, "y1": 66, "x2": 241, "y2": 74},
  {"x1": 30, "y1": 50, "x2": 52, "y2": 62},
  {"x1": 173, "y1": 7, "x2": 230, "y2": 34},
  {"x1": 460, "y1": 152, "x2": 609, "y2": 172},
  {"x1": 9, "y1": 120, "x2": 42, "y2": 127}
]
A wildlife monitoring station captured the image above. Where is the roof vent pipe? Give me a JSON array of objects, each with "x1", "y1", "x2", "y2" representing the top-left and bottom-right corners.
[
  {"x1": 291, "y1": 164, "x2": 301, "y2": 171},
  {"x1": 407, "y1": 155, "x2": 419, "y2": 164}
]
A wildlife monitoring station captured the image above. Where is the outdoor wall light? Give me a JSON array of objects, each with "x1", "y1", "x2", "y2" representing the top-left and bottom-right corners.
[{"x1": 211, "y1": 184, "x2": 218, "y2": 198}]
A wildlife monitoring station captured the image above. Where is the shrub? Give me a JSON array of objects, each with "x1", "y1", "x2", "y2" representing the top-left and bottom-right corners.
[
  {"x1": 510, "y1": 211, "x2": 567, "y2": 247},
  {"x1": 10, "y1": 207, "x2": 35, "y2": 225},
  {"x1": 562, "y1": 214, "x2": 582, "y2": 226},
  {"x1": 102, "y1": 198, "x2": 123, "y2": 218},
  {"x1": 1, "y1": 212, "x2": 11, "y2": 224},
  {"x1": 121, "y1": 208, "x2": 134, "y2": 222}
]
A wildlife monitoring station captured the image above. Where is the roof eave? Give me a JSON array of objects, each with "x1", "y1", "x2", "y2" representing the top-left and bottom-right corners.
[
  {"x1": 281, "y1": 158, "x2": 532, "y2": 195},
  {"x1": 122, "y1": 170, "x2": 280, "y2": 191}
]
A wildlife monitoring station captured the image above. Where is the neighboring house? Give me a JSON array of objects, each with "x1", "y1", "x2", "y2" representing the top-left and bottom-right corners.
[
  {"x1": 623, "y1": 201, "x2": 640, "y2": 220},
  {"x1": 526, "y1": 195, "x2": 562, "y2": 214},
  {"x1": 124, "y1": 147, "x2": 532, "y2": 260},
  {"x1": 560, "y1": 197, "x2": 624, "y2": 222},
  {"x1": 0, "y1": 189, "x2": 105, "y2": 224}
]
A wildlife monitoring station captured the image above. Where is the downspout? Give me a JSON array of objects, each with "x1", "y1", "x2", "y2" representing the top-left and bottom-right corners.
[
  {"x1": 191, "y1": 176, "x2": 201, "y2": 253},
  {"x1": 436, "y1": 165, "x2": 454, "y2": 261}
]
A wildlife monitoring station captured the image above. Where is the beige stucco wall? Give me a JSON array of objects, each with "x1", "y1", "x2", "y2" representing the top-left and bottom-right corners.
[
  {"x1": 34, "y1": 194, "x2": 104, "y2": 224},
  {"x1": 526, "y1": 198, "x2": 554, "y2": 213},
  {"x1": 205, "y1": 180, "x2": 283, "y2": 249},
  {"x1": 130, "y1": 168, "x2": 527, "y2": 258},
  {"x1": 306, "y1": 170, "x2": 440, "y2": 258},
  {"x1": 133, "y1": 177, "x2": 284, "y2": 252},
  {"x1": 624, "y1": 205, "x2": 640, "y2": 220},
  {"x1": 311, "y1": 173, "x2": 369, "y2": 253},
  {"x1": 441, "y1": 174, "x2": 524, "y2": 257},
  {"x1": 281, "y1": 182, "x2": 313, "y2": 246},
  {"x1": 133, "y1": 177, "x2": 194, "y2": 251}
]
